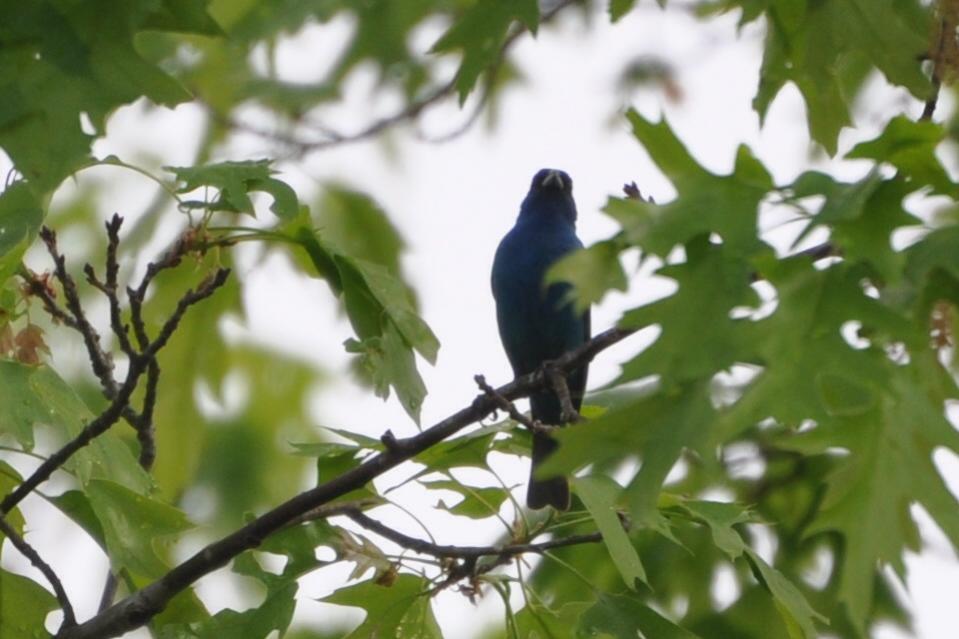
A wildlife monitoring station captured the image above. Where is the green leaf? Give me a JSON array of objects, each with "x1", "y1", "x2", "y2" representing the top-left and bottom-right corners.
[
  {"x1": 714, "y1": 260, "x2": 912, "y2": 443},
  {"x1": 794, "y1": 363, "x2": 959, "y2": 632},
  {"x1": 49, "y1": 489, "x2": 106, "y2": 550},
  {"x1": 673, "y1": 499, "x2": 752, "y2": 559},
  {"x1": 815, "y1": 371, "x2": 876, "y2": 416},
  {"x1": 284, "y1": 217, "x2": 343, "y2": 293},
  {"x1": 0, "y1": 568, "x2": 56, "y2": 639},
  {"x1": 545, "y1": 384, "x2": 713, "y2": 530},
  {"x1": 166, "y1": 160, "x2": 299, "y2": 218},
  {"x1": 610, "y1": 111, "x2": 771, "y2": 257},
  {"x1": 546, "y1": 240, "x2": 627, "y2": 313},
  {"x1": 157, "y1": 584, "x2": 296, "y2": 639},
  {"x1": 577, "y1": 592, "x2": 701, "y2": 638},
  {"x1": 421, "y1": 478, "x2": 509, "y2": 519},
  {"x1": 315, "y1": 185, "x2": 408, "y2": 276},
  {"x1": 609, "y1": 0, "x2": 638, "y2": 22},
  {"x1": 258, "y1": 520, "x2": 338, "y2": 581},
  {"x1": 513, "y1": 600, "x2": 592, "y2": 639},
  {"x1": 320, "y1": 427, "x2": 386, "y2": 451},
  {"x1": 145, "y1": 256, "x2": 243, "y2": 500},
  {"x1": 846, "y1": 116, "x2": 956, "y2": 196},
  {"x1": 618, "y1": 238, "x2": 760, "y2": 383},
  {"x1": 290, "y1": 441, "x2": 365, "y2": 460},
  {"x1": 431, "y1": 0, "x2": 539, "y2": 102},
  {"x1": 346, "y1": 323, "x2": 427, "y2": 423},
  {"x1": 87, "y1": 478, "x2": 193, "y2": 579},
  {"x1": 412, "y1": 422, "x2": 511, "y2": 472},
  {"x1": 788, "y1": 171, "x2": 918, "y2": 283},
  {"x1": 276, "y1": 214, "x2": 438, "y2": 422},
  {"x1": 744, "y1": 549, "x2": 827, "y2": 639},
  {"x1": 790, "y1": 169, "x2": 883, "y2": 249},
  {"x1": 0, "y1": 181, "x2": 44, "y2": 285},
  {"x1": 0, "y1": 461, "x2": 24, "y2": 540},
  {"x1": 321, "y1": 573, "x2": 440, "y2": 639},
  {"x1": 751, "y1": 0, "x2": 929, "y2": 153},
  {"x1": 0, "y1": 0, "x2": 217, "y2": 191},
  {"x1": 339, "y1": 257, "x2": 439, "y2": 364},
  {"x1": 572, "y1": 475, "x2": 647, "y2": 589},
  {"x1": 0, "y1": 361, "x2": 152, "y2": 493}
]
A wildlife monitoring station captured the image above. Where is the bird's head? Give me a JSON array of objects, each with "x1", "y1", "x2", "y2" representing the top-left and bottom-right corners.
[{"x1": 520, "y1": 168, "x2": 577, "y2": 225}]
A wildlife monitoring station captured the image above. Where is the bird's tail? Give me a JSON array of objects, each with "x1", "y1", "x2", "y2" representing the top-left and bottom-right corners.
[
  {"x1": 527, "y1": 432, "x2": 570, "y2": 510},
  {"x1": 527, "y1": 389, "x2": 570, "y2": 510}
]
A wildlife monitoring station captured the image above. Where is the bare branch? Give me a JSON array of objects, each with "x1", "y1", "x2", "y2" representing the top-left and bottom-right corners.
[
  {"x1": 344, "y1": 509, "x2": 602, "y2": 560},
  {"x1": 4, "y1": 260, "x2": 230, "y2": 516},
  {"x1": 143, "y1": 269, "x2": 230, "y2": 358},
  {"x1": 38, "y1": 227, "x2": 116, "y2": 393},
  {"x1": 0, "y1": 515, "x2": 76, "y2": 628},
  {"x1": 474, "y1": 374, "x2": 556, "y2": 436},
  {"x1": 21, "y1": 270, "x2": 78, "y2": 329},
  {"x1": 84, "y1": 215, "x2": 134, "y2": 358},
  {"x1": 227, "y1": 0, "x2": 579, "y2": 154},
  {"x1": 921, "y1": 6, "x2": 954, "y2": 121},
  {"x1": 57, "y1": 325, "x2": 636, "y2": 639}
]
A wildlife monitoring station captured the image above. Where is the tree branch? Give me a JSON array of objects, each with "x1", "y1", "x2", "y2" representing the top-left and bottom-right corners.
[
  {"x1": 56, "y1": 325, "x2": 636, "y2": 639},
  {"x1": 0, "y1": 367, "x2": 140, "y2": 515},
  {"x1": 7, "y1": 229, "x2": 230, "y2": 517},
  {"x1": 37, "y1": 227, "x2": 116, "y2": 394},
  {"x1": 0, "y1": 515, "x2": 76, "y2": 628},
  {"x1": 474, "y1": 374, "x2": 556, "y2": 435},
  {"x1": 225, "y1": 0, "x2": 579, "y2": 154},
  {"x1": 344, "y1": 508, "x2": 602, "y2": 560}
]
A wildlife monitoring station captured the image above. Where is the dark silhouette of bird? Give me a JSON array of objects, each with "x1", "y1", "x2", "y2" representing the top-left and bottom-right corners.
[{"x1": 491, "y1": 168, "x2": 590, "y2": 510}]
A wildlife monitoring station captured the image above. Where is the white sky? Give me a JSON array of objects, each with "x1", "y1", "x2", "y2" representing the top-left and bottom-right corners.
[{"x1": 2, "y1": 3, "x2": 958, "y2": 638}]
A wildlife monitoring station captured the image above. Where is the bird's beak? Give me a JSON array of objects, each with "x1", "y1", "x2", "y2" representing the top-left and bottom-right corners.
[{"x1": 543, "y1": 170, "x2": 565, "y2": 189}]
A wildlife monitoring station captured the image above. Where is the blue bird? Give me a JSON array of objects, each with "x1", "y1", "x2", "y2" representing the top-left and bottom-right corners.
[{"x1": 491, "y1": 168, "x2": 590, "y2": 510}]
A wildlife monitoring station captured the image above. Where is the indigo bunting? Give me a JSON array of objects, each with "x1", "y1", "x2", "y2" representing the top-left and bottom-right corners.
[{"x1": 491, "y1": 168, "x2": 590, "y2": 510}]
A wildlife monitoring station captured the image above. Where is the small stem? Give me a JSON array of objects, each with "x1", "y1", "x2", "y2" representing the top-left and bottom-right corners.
[{"x1": 0, "y1": 516, "x2": 76, "y2": 628}]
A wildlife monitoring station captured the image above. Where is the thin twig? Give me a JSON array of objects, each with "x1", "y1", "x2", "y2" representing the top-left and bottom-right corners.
[
  {"x1": 2, "y1": 269, "x2": 230, "y2": 515},
  {"x1": 84, "y1": 215, "x2": 134, "y2": 358},
  {"x1": 474, "y1": 374, "x2": 556, "y2": 435},
  {"x1": 227, "y1": 0, "x2": 578, "y2": 154},
  {"x1": 97, "y1": 578, "x2": 120, "y2": 615},
  {"x1": 344, "y1": 509, "x2": 602, "y2": 559},
  {"x1": 1, "y1": 369, "x2": 140, "y2": 514},
  {"x1": 921, "y1": 14, "x2": 948, "y2": 121},
  {"x1": 142, "y1": 269, "x2": 230, "y2": 359},
  {"x1": 21, "y1": 270, "x2": 78, "y2": 329},
  {"x1": 0, "y1": 516, "x2": 76, "y2": 628},
  {"x1": 38, "y1": 228, "x2": 116, "y2": 393}
]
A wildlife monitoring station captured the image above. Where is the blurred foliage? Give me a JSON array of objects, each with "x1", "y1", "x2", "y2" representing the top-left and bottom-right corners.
[{"x1": 0, "y1": 0, "x2": 958, "y2": 638}]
